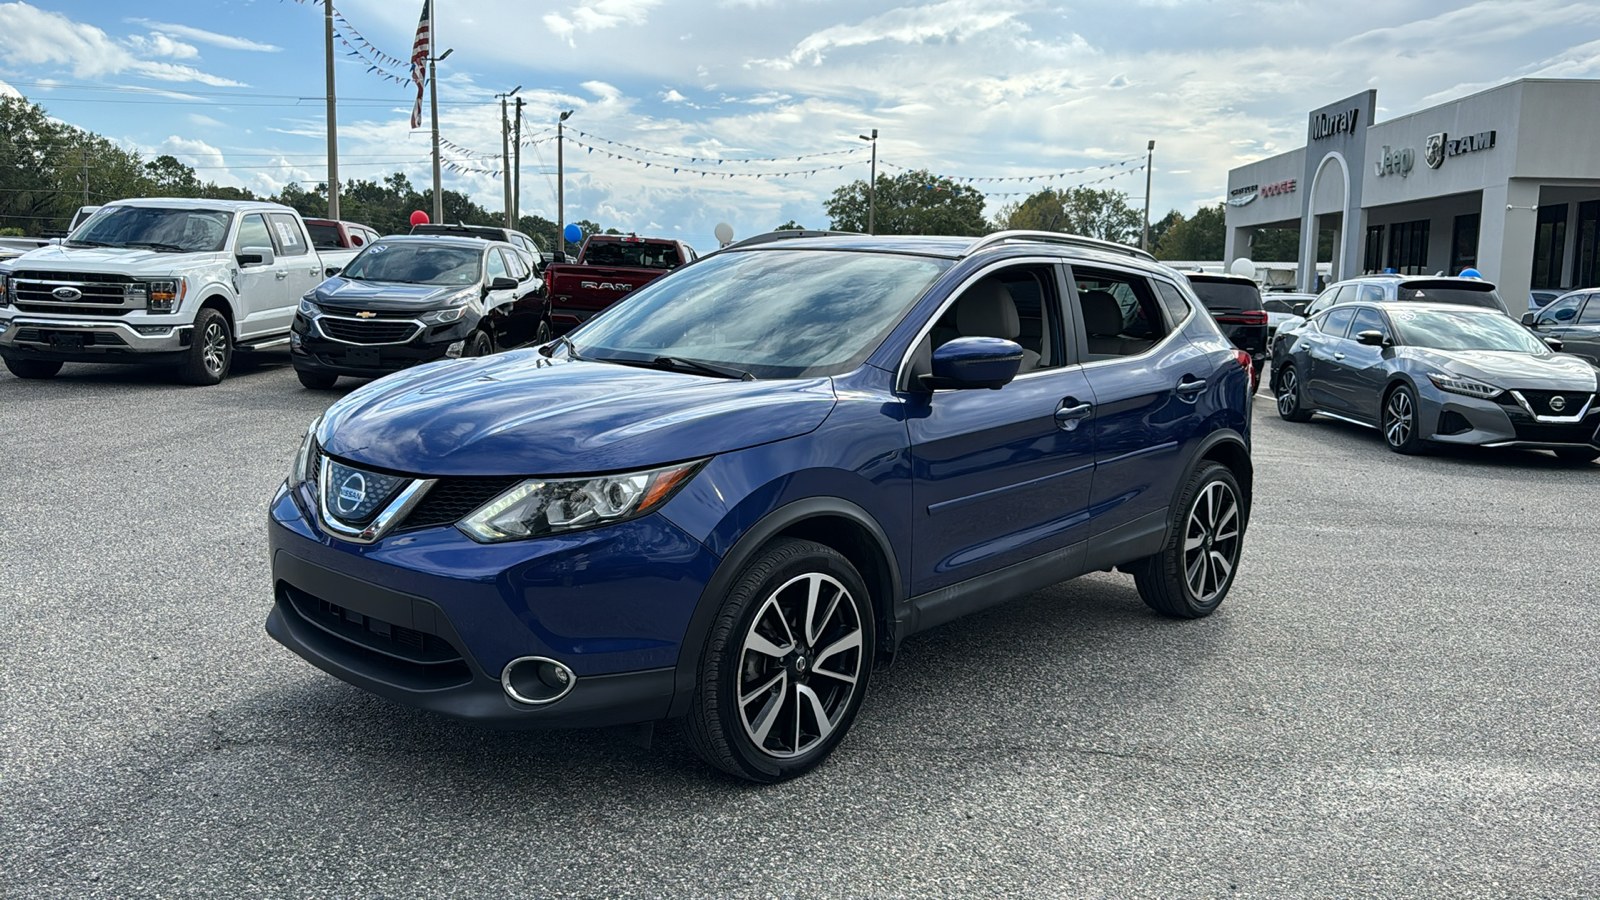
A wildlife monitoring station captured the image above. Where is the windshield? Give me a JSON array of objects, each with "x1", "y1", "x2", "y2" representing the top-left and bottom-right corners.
[
  {"x1": 570, "y1": 249, "x2": 952, "y2": 378},
  {"x1": 306, "y1": 223, "x2": 343, "y2": 249},
  {"x1": 68, "y1": 206, "x2": 231, "y2": 252},
  {"x1": 1390, "y1": 309, "x2": 1549, "y2": 353},
  {"x1": 342, "y1": 243, "x2": 482, "y2": 285},
  {"x1": 1186, "y1": 280, "x2": 1261, "y2": 312},
  {"x1": 583, "y1": 241, "x2": 681, "y2": 269},
  {"x1": 1397, "y1": 282, "x2": 1508, "y2": 313}
]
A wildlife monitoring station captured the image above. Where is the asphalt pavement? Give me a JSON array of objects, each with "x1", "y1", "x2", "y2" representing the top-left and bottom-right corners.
[{"x1": 2, "y1": 355, "x2": 1597, "y2": 898}]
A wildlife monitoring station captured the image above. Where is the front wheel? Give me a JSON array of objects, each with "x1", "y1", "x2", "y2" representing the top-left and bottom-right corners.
[
  {"x1": 1275, "y1": 364, "x2": 1312, "y2": 422},
  {"x1": 533, "y1": 317, "x2": 553, "y2": 346},
  {"x1": 464, "y1": 329, "x2": 493, "y2": 357},
  {"x1": 4, "y1": 357, "x2": 63, "y2": 379},
  {"x1": 177, "y1": 308, "x2": 232, "y2": 385},
  {"x1": 1382, "y1": 384, "x2": 1426, "y2": 454},
  {"x1": 685, "y1": 538, "x2": 875, "y2": 782},
  {"x1": 1133, "y1": 462, "x2": 1245, "y2": 619}
]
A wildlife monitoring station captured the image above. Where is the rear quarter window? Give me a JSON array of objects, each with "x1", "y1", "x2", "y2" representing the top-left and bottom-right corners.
[{"x1": 1185, "y1": 278, "x2": 1262, "y2": 312}]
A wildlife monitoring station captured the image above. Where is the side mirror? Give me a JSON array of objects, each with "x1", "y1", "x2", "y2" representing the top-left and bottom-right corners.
[
  {"x1": 550, "y1": 251, "x2": 569, "y2": 264},
  {"x1": 1544, "y1": 336, "x2": 1564, "y2": 352},
  {"x1": 237, "y1": 246, "x2": 275, "y2": 267},
  {"x1": 1355, "y1": 330, "x2": 1390, "y2": 347},
  {"x1": 1521, "y1": 312, "x2": 1537, "y2": 327},
  {"x1": 487, "y1": 276, "x2": 519, "y2": 291},
  {"x1": 1291, "y1": 303, "x2": 1309, "y2": 317},
  {"x1": 921, "y1": 336, "x2": 1023, "y2": 391}
]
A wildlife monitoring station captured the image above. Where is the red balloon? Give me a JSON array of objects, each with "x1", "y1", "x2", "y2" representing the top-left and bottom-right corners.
[{"x1": 409, "y1": 210, "x2": 430, "y2": 226}]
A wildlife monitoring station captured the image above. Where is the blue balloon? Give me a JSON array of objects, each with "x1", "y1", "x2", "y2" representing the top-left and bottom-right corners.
[
  {"x1": 563, "y1": 223, "x2": 583, "y2": 243},
  {"x1": 1458, "y1": 267, "x2": 1482, "y2": 278}
]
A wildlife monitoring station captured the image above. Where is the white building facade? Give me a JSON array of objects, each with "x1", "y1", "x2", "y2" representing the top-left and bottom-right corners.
[{"x1": 1223, "y1": 79, "x2": 1600, "y2": 305}]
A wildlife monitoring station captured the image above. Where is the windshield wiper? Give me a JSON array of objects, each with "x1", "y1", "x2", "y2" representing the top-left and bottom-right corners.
[
  {"x1": 125, "y1": 241, "x2": 187, "y2": 252},
  {"x1": 538, "y1": 334, "x2": 580, "y2": 359},
  {"x1": 651, "y1": 356, "x2": 754, "y2": 381},
  {"x1": 64, "y1": 239, "x2": 115, "y2": 248}
]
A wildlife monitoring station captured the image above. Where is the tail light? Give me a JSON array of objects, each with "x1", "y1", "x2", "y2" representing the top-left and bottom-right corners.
[
  {"x1": 1235, "y1": 349, "x2": 1259, "y2": 392},
  {"x1": 1214, "y1": 310, "x2": 1269, "y2": 326}
]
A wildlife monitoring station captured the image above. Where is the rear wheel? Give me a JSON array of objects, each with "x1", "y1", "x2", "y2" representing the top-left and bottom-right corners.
[
  {"x1": 1382, "y1": 384, "x2": 1426, "y2": 454},
  {"x1": 177, "y1": 308, "x2": 232, "y2": 385},
  {"x1": 4, "y1": 357, "x2": 63, "y2": 379},
  {"x1": 1554, "y1": 446, "x2": 1600, "y2": 463},
  {"x1": 1274, "y1": 364, "x2": 1312, "y2": 422},
  {"x1": 1133, "y1": 462, "x2": 1245, "y2": 619},
  {"x1": 685, "y1": 538, "x2": 874, "y2": 782}
]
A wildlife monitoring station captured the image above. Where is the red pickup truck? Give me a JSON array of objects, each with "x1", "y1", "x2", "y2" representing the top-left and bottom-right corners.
[{"x1": 543, "y1": 234, "x2": 698, "y2": 332}]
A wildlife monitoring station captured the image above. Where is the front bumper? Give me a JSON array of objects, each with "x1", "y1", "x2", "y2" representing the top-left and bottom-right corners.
[
  {"x1": 265, "y1": 480, "x2": 720, "y2": 728},
  {"x1": 291, "y1": 313, "x2": 475, "y2": 378},
  {"x1": 0, "y1": 313, "x2": 191, "y2": 363},
  {"x1": 1423, "y1": 387, "x2": 1600, "y2": 450}
]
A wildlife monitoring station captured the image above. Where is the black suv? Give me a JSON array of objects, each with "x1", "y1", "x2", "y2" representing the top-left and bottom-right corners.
[{"x1": 1183, "y1": 273, "x2": 1268, "y2": 393}]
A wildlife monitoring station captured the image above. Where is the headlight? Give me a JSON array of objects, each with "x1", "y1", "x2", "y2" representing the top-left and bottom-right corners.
[
  {"x1": 289, "y1": 415, "x2": 323, "y2": 486},
  {"x1": 459, "y1": 460, "x2": 706, "y2": 543},
  {"x1": 420, "y1": 305, "x2": 468, "y2": 325},
  {"x1": 145, "y1": 279, "x2": 185, "y2": 313},
  {"x1": 1427, "y1": 372, "x2": 1502, "y2": 400},
  {"x1": 299, "y1": 296, "x2": 322, "y2": 317},
  {"x1": 0, "y1": 273, "x2": 9, "y2": 307}
]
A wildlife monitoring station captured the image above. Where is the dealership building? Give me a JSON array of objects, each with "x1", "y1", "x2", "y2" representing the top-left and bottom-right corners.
[{"x1": 1223, "y1": 79, "x2": 1600, "y2": 304}]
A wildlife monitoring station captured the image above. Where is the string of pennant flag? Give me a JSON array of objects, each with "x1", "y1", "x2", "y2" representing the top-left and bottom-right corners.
[
  {"x1": 904, "y1": 164, "x2": 1146, "y2": 198},
  {"x1": 568, "y1": 130, "x2": 867, "y2": 165},
  {"x1": 565, "y1": 137, "x2": 857, "y2": 179},
  {"x1": 879, "y1": 155, "x2": 1144, "y2": 185}
]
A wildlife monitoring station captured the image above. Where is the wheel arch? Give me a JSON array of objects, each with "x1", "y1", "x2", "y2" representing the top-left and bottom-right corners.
[
  {"x1": 665, "y1": 497, "x2": 902, "y2": 719},
  {"x1": 197, "y1": 294, "x2": 235, "y2": 333},
  {"x1": 1175, "y1": 430, "x2": 1254, "y2": 527}
]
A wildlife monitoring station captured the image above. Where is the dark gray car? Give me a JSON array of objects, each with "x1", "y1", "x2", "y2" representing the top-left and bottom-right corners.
[
  {"x1": 1523, "y1": 289, "x2": 1600, "y2": 367},
  {"x1": 1273, "y1": 301, "x2": 1599, "y2": 461}
]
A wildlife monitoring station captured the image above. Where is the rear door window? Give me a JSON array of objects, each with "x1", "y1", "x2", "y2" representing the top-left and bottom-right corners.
[
  {"x1": 1577, "y1": 295, "x2": 1600, "y2": 324},
  {"x1": 267, "y1": 213, "x2": 309, "y2": 256},
  {"x1": 1319, "y1": 307, "x2": 1357, "y2": 338}
]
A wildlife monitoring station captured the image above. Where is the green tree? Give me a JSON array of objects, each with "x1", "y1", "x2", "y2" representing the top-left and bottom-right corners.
[
  {"x1": 145, "y1": 155, "x2": 202, "y2": 196},
  {"x1": 991, "y1": 187, "x2": 1143, "y2": 244},
  {"x1": 1153, "y1": 203, "x2": 1226, "y2": 260},
  {"x1": 826, "y1": 170, "x2": 988, "y2": 236},
  {"x1": 1148, "y1": 209, "x2": 1182, "y2": 251},
  {"x1": 776, "y1": 220, "x2": 805, "y2": 230},
  {"x1": 1249, "y1": 227, "x2": 1334, "y2": 263}
]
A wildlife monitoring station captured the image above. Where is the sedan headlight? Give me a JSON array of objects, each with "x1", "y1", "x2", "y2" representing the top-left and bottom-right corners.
[
  {"x1": 420, "y1": 305, "x2": 468, "y2": 325},
  {"x1": 459, "y1": 460, "x2": 706, "y2": 543},
  {"x1": 288, "y1": 414, "x2": 323, "y2": 487},
  {"x1": 299, "y1": 296, "x2": 322, "y2": 317},
  {"x1": 1427, "y1": 372, "x2": 1503, "y2": 400}
]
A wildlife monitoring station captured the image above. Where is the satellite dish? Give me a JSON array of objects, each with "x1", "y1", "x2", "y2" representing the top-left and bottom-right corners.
[
  {"x1": 714, "y1": 222, "x2": 734, "y2": 245},
  {"x1": 1229, "y1": 257, "x2": 1256, "y2": 279}
]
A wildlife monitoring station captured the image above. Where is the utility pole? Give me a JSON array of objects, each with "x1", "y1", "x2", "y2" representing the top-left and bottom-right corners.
[
  {"x1": 557, "y1": 109, "x2": 573, "y2": 257},
  {"x1": 81, "y1": 143, "x2": 90, "y2": 207},
  {"x1": 324, "y1": 0, "x2": 339, "y2": 220},
  {"x1": 858, "y1": 128, "x2": 878, "y2": 234},
  {"x1": 496, "y1": 87, "x2": 521, "y2": 228},
  {"x1": 1142, "y1": 139, "x2": 1155, "y2": 252},
  {"x1": 513, "y1": 97, "x2": 524, "y2": 227}
]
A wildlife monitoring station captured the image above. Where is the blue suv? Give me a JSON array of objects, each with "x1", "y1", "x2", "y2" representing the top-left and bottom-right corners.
[{"x1": 267, "y1": 231, "x2": 1254, "y2": 782}]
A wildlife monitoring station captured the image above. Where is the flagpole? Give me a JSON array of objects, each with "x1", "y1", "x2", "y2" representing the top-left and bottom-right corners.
[
  {"x1": 428, "y1": 1, "x2": 443, "y2": 222},
  {"x1": 324, "y1": 0, "x2": 339, "y2": 220}
]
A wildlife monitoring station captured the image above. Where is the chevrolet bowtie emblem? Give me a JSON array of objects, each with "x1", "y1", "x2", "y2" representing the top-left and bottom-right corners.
[{"x1": 355, "y1": 311, "x2": 377, "y2": 318}]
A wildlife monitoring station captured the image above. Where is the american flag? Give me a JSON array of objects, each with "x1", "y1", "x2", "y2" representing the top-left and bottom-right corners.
[{"x1": 409, "y1": 0, "x2": 431, "y2": 129}]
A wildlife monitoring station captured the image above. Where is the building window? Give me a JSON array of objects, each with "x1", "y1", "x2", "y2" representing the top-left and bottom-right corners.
[
  {"x1": 1531, "y1": 204, "x2": 1568, "y2": 289},
  {"x1": 1364, "y1": 225, "x2": 1385, "y2": 272},
  {"x1": 1576, "y1": 200, "x2": 1599, "y2": 289},
  {"x1": 1386, "y1": 219, "x2": 1430, "y2": 275},
  {"x1": 1449, "y1": 214, "x2": 1480, "y2": 275}
]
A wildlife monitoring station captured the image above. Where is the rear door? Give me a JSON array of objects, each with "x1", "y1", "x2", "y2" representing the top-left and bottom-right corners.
[
  {"x1": 1302, "y1": 306, "x2": 1357, "y2": 410},
  {"x1": 267, "y1": 213, "x2": 320, "y2": 334}
]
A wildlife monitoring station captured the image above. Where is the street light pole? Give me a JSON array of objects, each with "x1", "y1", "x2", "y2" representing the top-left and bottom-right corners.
[
  {"x1": 1142, "y1": 139, "x2": 1155, "y2": 252},
  {"x1": 323, "y1": 0, "x2": 339, "y2": 220},
  {"x1": 858, "y1": 128, "x2": 878, "y2": 234},
  {"x1": 557, "y1": 109, "x2": 573, "y2": 257},
  {"x1": 496, "y1": 86, "x2": 520, "y2": 228}
]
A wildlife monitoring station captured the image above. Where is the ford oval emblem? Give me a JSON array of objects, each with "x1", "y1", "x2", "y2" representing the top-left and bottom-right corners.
[
  {"x1": 336, "y1": 472, "x2": 367, "y2": 515},
  {"x1": 52, "y1": 286, "x2": 83, "y2": 301},
  {"x1": 1549, "y1": 395, "x2": 1567, "y2": 412}
]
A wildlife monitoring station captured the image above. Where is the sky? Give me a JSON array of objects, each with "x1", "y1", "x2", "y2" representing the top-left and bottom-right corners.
[{"x1": 2, "y1": 0, "x2": 1598, "y2": 252}]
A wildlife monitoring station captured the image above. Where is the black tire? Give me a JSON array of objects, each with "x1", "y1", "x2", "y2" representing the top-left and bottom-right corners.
[
  {"x1": 1554, "y1": 446, "x2": 1600, "y2": 463},
  {"x1": 465, "y1": 329, "x2": 493, "y2": 357},
  {"x1": 296, "y1": 369, "x2": 338, "y2": 390},
  {"x1": 534, "y1": 317, "x2": 553, "y2": 346},
  {"x1": 1274, "y1": 363, "x2": 1312, "y2": 422},
  {"x1": 1133, "y1": 461, "x2": 1245, "y2": 619},
  {"x1": 684, "y1": 538, "x2": 875, "y2": 783},
  {"x1": 177, "y1": 308, "x2": 232, "y2": 385},
  {"x1": 4, "y1": 357, "x2": 63, "y2": 379},
  {"x1": 1381, "y1": 383, "x2": 1426, "y2": 455}
]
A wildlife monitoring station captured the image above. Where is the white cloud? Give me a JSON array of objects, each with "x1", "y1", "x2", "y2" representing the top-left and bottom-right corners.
[
  {"x1": 662, "y1": 89, "x2": 688, "y2": 103},
  {"x1": 0, "y1": 78, "x2": 21, "y2": 99},
  {"x1": 124, "y1": 19, "x2": 283, "y2": 53},
  {"x1": 758, "y1": 0, "x2": 1027, "y2": 69},
  {"x1": 544, "y1": 0, "x2": 662, "y2": 46},
  {"x1": 124, "y1": 33, "x2": 199, "y2": 60},
  {"x1": 0, "y1": 2, "x2": 245, "y2": 86}
]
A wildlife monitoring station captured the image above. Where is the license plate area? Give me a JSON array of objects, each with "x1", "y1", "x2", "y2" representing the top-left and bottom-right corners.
[
  {"x1": 345, "y1": 347, "x2": 381, "y2": 367},
  {"x1": 48, "y1": 332, "x2": 86, "y2": 350}
]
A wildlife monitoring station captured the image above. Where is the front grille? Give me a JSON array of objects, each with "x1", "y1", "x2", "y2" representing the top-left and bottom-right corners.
[
  {"x1": 317, "y1": 317, "x2": 420, "y2": 345},
  {"x1": 281, "y1": 584, "x2": 472, "y2": 689},
  {"x1": 320, "y1": 307, "x2": 419, "y2": 319},
  {"x1": 1511, "y1": 421, "x2": 1600, "y2": 445},
  {"x1": 10, "y1": 270, "x2": 136, "y2": 306},
  {"x1": 1506, "y1": 390, "x2": 1593, "y2": 418},
  {"x1": 14, "y1": 303, "x2": 131, "y2": 316},
  {"x1": 11, "y1": 328, "x2": 127, "y2": 346},
  {"x1": 401, "y1": 475, "x2": 525, "y2": 531}
]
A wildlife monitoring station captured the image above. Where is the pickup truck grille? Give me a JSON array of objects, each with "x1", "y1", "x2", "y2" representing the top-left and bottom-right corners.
[
  {"x1": 9, "y1": 271, "x2": 136, "y2": 306},
  {"x1": 317, "y1": 317, "x2": 421, "y2": 345}
]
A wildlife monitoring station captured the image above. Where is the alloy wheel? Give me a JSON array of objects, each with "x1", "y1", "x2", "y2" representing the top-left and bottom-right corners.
[
  {"x1": 736, "y1": 572, "x2": 864, "y2": 760},
  {"x1": 1385, "y1": 389, "x2": 1414, "y2": 447},
  {"x1": 1276, "y1": 369, "x2": 1299, "y2": 416},
  {"x1": 1183, "y1": 480, "x2": 1240, "y2": 604},
  {"x1": 202, "y1": 321, "x2": 228, "y2": 376}
]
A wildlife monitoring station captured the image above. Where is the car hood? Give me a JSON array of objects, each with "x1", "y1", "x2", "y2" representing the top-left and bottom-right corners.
[
  {"x1": 1409, "y1": 348, "x2": 1599, "y2": 391},
  {"x1": 313, "y1": 276, "x2": 476, "y2": 311},
  {"x1": 319, "y1": 351, "x2": 838, "y2": 476},
  {"x1": 7, "y1": 244, "x2": 219, "y2": 273}
]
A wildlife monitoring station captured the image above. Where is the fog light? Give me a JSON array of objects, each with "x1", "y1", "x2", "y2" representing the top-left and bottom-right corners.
[
  {"x1": 501, "y1": 656, "x2": 577, "y2": 705},
  {"x1": 445, "y1": 340, "x2": 466, "y2": 358},
  {"x1": 290, "y1": 333, "x2": 302, "y2": 349},
  {"x1": 135, "y1": 325, "x2": 171, "y2": 336}
]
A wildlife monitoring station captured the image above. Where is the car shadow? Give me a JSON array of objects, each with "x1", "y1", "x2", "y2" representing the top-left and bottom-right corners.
[{"x1": 1299, "y1": 416, "x2": 1598, "y2": 471}]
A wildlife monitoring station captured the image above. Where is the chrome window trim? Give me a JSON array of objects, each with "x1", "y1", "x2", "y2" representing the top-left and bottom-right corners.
[{"x1": 317, "y1": 455, "x2": 437, "y2": 544}]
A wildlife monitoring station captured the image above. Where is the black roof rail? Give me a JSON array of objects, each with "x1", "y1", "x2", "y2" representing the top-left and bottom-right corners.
[
  {"x1": 964, "y1": 230, "x2": 1158, "y2": 263},
  {"x1": 719, "y1": 229, "x2": 862, "y2": 251}
]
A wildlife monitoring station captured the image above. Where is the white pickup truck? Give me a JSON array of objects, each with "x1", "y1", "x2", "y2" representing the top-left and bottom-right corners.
[{"x1": 0, "y1": 198, "x2": 335, "y2": 385}]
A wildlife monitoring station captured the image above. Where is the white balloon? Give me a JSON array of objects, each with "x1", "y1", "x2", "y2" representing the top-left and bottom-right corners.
[
  {"x1": 714, "y1": 222, "x2": 734, "y2": 244},
  {"x1": 1229, "y1": 257, "x2": 1257, "y2": 279}
]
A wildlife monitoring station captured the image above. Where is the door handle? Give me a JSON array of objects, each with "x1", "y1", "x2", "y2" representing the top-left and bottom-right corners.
[
  {"x1": 1175, "y1": 379, "x2": 1207, "y2": 395},
  {"x1": 1054, "y1": 402, "x2": 1092, "y2": 431},
  {"x1": 275, "y1": 271, "x2": 289, "y2": 280},
  {"x1": 1333, "y1": 352, "x2": 1345, "y2": 360}
]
